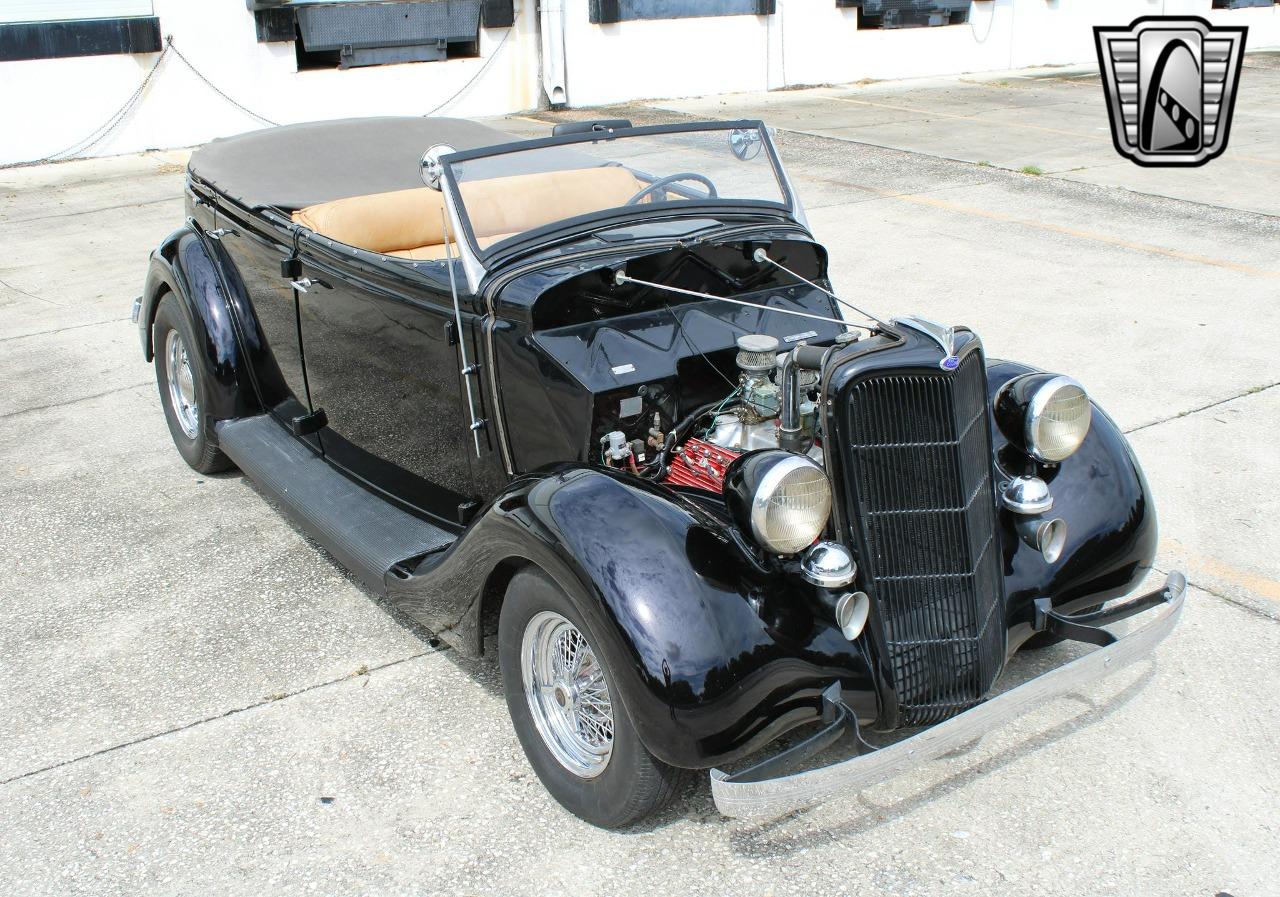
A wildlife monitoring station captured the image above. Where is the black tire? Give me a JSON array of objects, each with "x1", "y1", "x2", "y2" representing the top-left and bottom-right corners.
[
  {"x1": 498, "y1": 567, "x2": 689, "y2": 828},
  {"x1": 1019, "y1": 604, "x2": 1103, "y2": 650},
  {"x1": 152, "y1": 294, "x2": 232, "y2": 474}
]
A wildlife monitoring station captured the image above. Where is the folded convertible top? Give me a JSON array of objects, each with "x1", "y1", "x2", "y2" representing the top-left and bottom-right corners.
[{"x1": 187, "y1": 116, "x2": 516, "y2": 211}]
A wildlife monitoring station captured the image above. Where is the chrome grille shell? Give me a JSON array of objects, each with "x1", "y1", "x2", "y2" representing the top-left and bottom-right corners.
[{"x1": 826, "y1": 332, "x2": 1006, "y2": 727}]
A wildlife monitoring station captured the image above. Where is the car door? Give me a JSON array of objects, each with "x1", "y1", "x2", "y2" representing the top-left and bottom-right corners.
[
  {"x1": 294, "y1": 240, "x2": 478, "y2": 525},
  {"x1": 193, "y1": 204, "x2": 314, "y2": 431}
]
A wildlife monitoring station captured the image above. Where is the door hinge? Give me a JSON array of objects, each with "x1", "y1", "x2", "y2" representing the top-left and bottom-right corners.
[
  {"x1": 445, "y1": 319, "x2": 458, "y2": 346},
  {"x1": 291, "y1": 407, "x2": 328, "y2": 437}
]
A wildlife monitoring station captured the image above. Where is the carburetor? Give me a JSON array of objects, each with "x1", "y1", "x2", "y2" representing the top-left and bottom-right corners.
[{"x1": 734, "y1": 334, "x2": 781, "y2": 423}]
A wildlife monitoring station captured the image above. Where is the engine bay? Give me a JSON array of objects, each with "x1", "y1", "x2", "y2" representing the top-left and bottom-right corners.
[
  {"x1": 512, "y1": 237, "x2": 849, "y2": 480},
  {"x1": 595, "y1": 330, "x2": 849, "y2": 493}
]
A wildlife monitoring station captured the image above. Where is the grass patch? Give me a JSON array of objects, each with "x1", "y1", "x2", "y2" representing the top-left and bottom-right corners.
[
  {"x1": 1019, "y1": 165, "x2": 1044, "y2": 176},
  {"x1": 977, "y1": 160, "x2": 993, "y2": 168}
]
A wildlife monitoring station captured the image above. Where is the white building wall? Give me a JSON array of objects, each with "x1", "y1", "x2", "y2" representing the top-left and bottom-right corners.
[
  {"x1": 560, "y1": 0, "x2": 1279, "y2": 106},
  {"x1": 0, "y1": 0, "x2": 542, "y2": 166},
  {"x1": 0, "y1": 0, "x2": 1276, "y2": 166}
]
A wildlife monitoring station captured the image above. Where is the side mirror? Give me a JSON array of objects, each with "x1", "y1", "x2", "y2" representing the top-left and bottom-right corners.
[
  {"x1": 420, "y1": 143, "x2": 456, "y2": 191},
  {"x1": 728, "y1": 128, "x2": 762, "y2": 161}
]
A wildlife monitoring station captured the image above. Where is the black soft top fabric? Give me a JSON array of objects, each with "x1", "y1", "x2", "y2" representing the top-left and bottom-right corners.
[{"x1": 187, "y1": 116, "x2": 516, "y2": 211}]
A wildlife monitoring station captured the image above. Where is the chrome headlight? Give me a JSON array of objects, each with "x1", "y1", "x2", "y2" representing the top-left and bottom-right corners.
[
  {"x1": 997, "y1": 373, "x2": 1092, "y2": 463},
  {"x1": 724, "y1": 451, "x2": 832, "y2": 555}
]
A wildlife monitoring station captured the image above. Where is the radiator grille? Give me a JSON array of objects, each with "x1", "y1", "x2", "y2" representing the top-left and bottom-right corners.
[{"x1": 844, "y1": 351, "x2": 1005, "y2": 726}]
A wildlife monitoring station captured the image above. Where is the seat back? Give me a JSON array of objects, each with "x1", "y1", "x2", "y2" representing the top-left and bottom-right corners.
[
  {"x1": 292, "y1": 187, "x2": 446, "y2": 255},
  {"x1": 292, "y1": 166, "x2": 645, "y2": 259}
]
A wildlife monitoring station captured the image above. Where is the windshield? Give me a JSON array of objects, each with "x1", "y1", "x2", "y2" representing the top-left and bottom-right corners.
[{"x1": 442, "y1": 123, "x2": 794, "y2": 263}]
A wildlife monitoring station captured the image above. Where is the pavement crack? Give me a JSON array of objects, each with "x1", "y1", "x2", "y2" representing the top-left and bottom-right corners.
[
  {"x1": 0, "y1": 382, "x2": 152, "y2": 421},
  {"x1": 1152, "y1": 565, "x2": 1278, "y2": 623},
  {"x1": 0, "y1": 649, "x2": 441, "y2": 788},
  {"x1": 0, "y1": 275, "x2": 66, "y2": 307},
  {"x1": 0, "y1": 195, "x2": 177, "y2": 226},
  {"x1": 1124, "y1": 381, "x2": 1280, "y2": 435},
  {"x1": 0, "y1": 317, "x2": 129, "y2": 343}
]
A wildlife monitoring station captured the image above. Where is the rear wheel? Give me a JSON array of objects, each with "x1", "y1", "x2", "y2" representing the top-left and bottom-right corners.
[
  {"x1": 498, "y1": 567, "x2": 688, "y2": 828},
  {"x1": 152, "y1": 294, "x2": 232, "y2": 474}
]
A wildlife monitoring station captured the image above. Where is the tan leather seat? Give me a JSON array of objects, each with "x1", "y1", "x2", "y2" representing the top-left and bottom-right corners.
[
  {"x1": 292, "y1": 166, "x2": 645, "y2": 260},
  {"x1": 293, "y1": 187, "x2": 446, "y2": 255}
]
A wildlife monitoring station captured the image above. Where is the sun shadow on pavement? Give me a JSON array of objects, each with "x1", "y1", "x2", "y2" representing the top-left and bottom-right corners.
[{"x1": 724, "y1": 660, "x2": 1158, "y2": 858}]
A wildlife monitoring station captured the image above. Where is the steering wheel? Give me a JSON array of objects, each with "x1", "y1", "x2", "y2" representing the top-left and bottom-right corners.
[{"x1": 624, "y1": 172, "x2": 718, "y2": 206}]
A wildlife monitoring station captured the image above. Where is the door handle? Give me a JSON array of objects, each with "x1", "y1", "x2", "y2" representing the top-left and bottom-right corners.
[{"x1": 291, "y1": 277, "x2": 331, "y2": 293}]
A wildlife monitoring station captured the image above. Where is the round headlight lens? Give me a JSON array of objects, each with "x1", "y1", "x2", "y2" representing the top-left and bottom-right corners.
[
  {"x1": 1026, "y1": 376, "x2": 1091, "y2": 462},
  {"x1": 747, "y1": 454, "x2": 832, "y2": 555}
]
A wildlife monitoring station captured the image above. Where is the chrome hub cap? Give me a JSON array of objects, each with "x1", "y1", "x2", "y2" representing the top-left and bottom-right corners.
[
  {"x1": 521, "y1": 611, "x2": 614, "y2": 778},
  {"x1": 165, "y1": 329, "x2": 199, "y2": 439}
]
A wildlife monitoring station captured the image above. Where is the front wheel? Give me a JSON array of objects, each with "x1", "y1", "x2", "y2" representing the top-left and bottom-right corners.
[{"x1": 498, "y1": 567, "x2": 688, "y2": 828}]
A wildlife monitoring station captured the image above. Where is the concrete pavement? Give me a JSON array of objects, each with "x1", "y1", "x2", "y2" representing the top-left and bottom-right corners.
[
  {"x1": 2, "y1": 64, "x2": 1279, "y2": 896},
  {"x1": 659, "y1": 51, "x2": 1280, "y2": 217}
]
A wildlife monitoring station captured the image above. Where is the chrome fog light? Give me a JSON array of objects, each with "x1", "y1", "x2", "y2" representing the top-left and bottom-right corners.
[
  {"x1": 800, "y1": 541, "x2": 856, "y2": 588},
  {"x1": 835, "y1": 591, "x2": 871, "y2": 641},
  {"x1": 1016, "y1": 516, "x2": 1067, "y2": 564},
  {"x1": 1002, "y1": 475, "x2": 1053, "y2": 515}
]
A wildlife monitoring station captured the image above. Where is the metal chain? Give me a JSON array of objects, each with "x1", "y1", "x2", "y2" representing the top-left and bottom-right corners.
[
  {"x1": 0, "y1": 39, "x2": 173, "y2": 169},
  {"x1": 423, "y1": 26, "x2": 513, "y2": 118},
  {"x1": 5, "y1": 23, "x2": 513, "y2": 170},
  {"x1": 1, "y1": 36, "x2": 277, "y2": 170},
  {"x1": 167, "y1": 39, "x2": 279, "y2": 128}
]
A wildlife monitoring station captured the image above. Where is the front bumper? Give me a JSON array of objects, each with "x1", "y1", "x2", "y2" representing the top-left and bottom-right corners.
[{"x1": 710, "y1": 571, "x2": 1186, "y2": 819}]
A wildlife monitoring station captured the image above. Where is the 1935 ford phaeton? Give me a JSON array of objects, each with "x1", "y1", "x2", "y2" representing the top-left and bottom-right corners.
[{"x1": 136, "y1": 117, "x2": 1184, "y2": 827}]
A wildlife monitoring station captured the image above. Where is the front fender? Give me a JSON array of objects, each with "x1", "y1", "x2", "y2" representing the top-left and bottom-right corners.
[
  {"x1": 389, "y1": 467, "x2": 877, "y2": 769},
  {"x1": 140, "y1": 222, "x2": 260, "y2": 424},
  {"x1": 986, "y1": 361, "x2": 1159, "y2": 649}
]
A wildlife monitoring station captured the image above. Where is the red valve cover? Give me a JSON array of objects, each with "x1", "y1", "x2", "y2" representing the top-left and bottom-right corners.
[{"x1": 662, "y1": 437, "x2": 741, "y2": 493}]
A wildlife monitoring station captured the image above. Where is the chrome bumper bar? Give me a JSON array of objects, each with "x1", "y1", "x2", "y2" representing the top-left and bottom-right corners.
[{"x1": 710, "y1": 571, "x2": 1186, "y2": 819}]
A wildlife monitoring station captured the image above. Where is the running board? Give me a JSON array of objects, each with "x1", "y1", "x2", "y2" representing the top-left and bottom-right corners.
[{"x1": 217, "y1": 416, "x2": 455, "y2": 595}]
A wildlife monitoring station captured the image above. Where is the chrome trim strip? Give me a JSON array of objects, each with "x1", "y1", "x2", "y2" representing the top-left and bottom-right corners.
[
  {"x1": 441, "y1": 209, "x2": 484, "y2": 458},
  {"x1": 710, "y1": 571, "x2": 1186, "y2": 819}
]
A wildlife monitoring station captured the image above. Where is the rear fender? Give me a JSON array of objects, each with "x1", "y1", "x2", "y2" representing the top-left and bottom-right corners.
[
  {"x1": 140, "y1": 222, "x2": 261, "y2": 424},
  {"x1": 389, "y1": 467, "x2": 877, "y2": 769}
]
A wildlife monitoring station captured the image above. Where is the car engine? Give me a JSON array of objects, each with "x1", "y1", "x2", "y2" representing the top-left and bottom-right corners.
[{"x1": 598, "y1": 332, "x2": 838, "y2": 493}]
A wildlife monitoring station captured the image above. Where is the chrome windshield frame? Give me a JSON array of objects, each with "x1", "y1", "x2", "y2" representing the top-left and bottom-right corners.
[{"x1": 436, "y1": 120, "x2": 805, "y2": 292}]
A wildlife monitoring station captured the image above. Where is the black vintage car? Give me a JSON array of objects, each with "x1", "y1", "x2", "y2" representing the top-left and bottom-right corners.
[{"x1": 136, "y1": 116, "x2": 1184, "y2": 827}]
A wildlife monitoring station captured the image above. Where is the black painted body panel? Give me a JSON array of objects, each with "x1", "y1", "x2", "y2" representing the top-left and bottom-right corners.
[
  {"x1": 141, "y1": 159, "x2": 1159, "y2": 770},
  {"x1": 297, "y1": 238, "x2": 479, "y2": 518},
  {"x1": 387, "y1": 467, "x2": 878, "y2": 768}
]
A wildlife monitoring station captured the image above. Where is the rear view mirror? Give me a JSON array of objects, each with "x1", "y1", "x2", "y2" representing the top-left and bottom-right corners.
[
  {"x1": 728, "y1": 128, "x2": 762, "y2": 161},
  {"x1": 420, "y1": 143, "x2": 455, "y2": 191}
]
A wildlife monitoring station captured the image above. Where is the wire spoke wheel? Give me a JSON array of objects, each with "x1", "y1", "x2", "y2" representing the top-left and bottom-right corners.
[
  {"x1": 521, "y1": 611, "x2": 614, "y2": 778},
  {"x1": 164, "y1": 328, "x2": 199, "y2": 439}
]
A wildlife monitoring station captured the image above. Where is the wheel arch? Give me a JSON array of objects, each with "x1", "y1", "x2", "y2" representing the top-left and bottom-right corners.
[
  {"x1": 140, "y1": 222, "x2": 261, "y2": 424},
  {"x1": 395, "y1": 467, "x2": 875, "y2": 769},
  {"x1": 478, "y1": 555, "x2": 534, "y2": 654}
]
